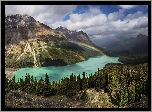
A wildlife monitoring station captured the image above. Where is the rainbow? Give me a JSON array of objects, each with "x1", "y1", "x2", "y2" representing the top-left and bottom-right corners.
[{"x1": 62, "y1": 40, "x2": 114, "y2": 62}]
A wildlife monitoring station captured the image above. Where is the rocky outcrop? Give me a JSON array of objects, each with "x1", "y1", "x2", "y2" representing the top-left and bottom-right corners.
[
  {"x1": 5, "y1": 14, "x2": 37, "y2": 29},
  {"x1": 56, "y1": 26, "x2": 95, "y2": 45},
  {"x1": 5, "y1": 68, "x2": 19, "y2": 79}
]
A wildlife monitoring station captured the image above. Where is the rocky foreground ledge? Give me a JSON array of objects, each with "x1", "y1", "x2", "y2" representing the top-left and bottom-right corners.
[
  {"x1": 5, "y1": 88, "x2": 86, "y2": 108},
  {"x1": 5, "y1": 88, "x2": 148, "y2": 108}
]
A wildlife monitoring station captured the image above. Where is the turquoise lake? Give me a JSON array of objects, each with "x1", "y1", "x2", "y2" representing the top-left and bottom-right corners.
[{"x1": 13, "y1": 56, "x2": 121, "y2": 82}]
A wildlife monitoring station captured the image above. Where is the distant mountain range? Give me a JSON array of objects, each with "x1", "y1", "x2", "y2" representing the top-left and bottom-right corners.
[
  {"x1": 99, "y1": 34, "x2": 148, "y2": 56},
  {"x1": 5, "y1": 14, "x2": 101, "y2": 68}
]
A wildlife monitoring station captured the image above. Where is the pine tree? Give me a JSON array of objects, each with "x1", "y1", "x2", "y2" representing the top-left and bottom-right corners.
[
  {"x1": 88, "y1": 73, "x2": 94, "y2": 88},
  {"x1": 66, "y1": 73, "x2": 77, "y2": 97},
  {"x1": 36, "y1": 77, "x2": 44, "y2": 96},
  {"x1": 25, "y1": 74, "x2": 32, "y2": 93},
  {"x1": 77, "y1": 74, "x2": 82, "y2": 91},
  {"x1": 60, "y1": 77, "x2": 67, "y2": 95},
  {"x1": 50, "y1": 81, "x2": 57, "y2": 96},
  {"x1": 19, "y1": 76, "x2": 25, "y2": 91},
  {"x1": 80, "y1": 90, "x2": 89, "y2": 103},
  {"x1": 82, "y1": 72, "x2": 87, "y2": 90},
  {"x1": 43, "y1": 73, "x2": 51, "y2": 97},
  {"x1": 44, "y1": 73, "x2": 50, "y2": 84},
  {"x1": 8, "y1": 75, "x2": 18, "y2": 90}
]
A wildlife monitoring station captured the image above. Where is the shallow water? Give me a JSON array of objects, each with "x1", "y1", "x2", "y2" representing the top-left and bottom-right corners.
[{"x1": 13, "y1": 56, "x2": 120, "y2": 82}]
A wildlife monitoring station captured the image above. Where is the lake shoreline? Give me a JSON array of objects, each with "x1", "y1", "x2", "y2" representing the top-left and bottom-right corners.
[
  {"x1": 12, "y1": 56, "x2": 120, "y2": 82},
  {"x1": 5, "y1": 68, "x2": 19, "y2": 79}
]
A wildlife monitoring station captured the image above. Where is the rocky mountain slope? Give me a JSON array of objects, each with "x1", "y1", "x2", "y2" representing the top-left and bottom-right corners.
[
  {"x1": 5, "y1": 14, "x2": 67, "y2": 45},
  {"x1": 5, "y1": 14, "x2": 101, "y2": 68},
  {"x1": 56, "y1": 26, "x2": 95, "y2": 46}
]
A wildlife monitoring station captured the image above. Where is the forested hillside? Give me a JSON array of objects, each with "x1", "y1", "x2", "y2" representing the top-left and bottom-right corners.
[{"x1": 5, "y1": 63, "x2": 148, "y2": 108}]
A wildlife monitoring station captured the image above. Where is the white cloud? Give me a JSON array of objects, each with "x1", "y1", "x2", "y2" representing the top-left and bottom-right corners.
[
  {"x1": 118, "y1": 5, "x2": 138, "y2": 9},
  {"x1": 108, "y1": 9, "x2": 125, "y2": 21},
  {"x1": 5, "y1": 5, "x2": 148, "y2": 45},
  {"x1": 5, "y1": 5, "x2": 77, "y2": 23},
  {"x1": 49, "y1": 7, "x2": 148, "y2": 43},
  {"x1": 124, "y1": 11, "x2": 144, "y2": 20},
  {"x1": 133, "y1": 17, "x2": 148, "y2": 29},
  {"x1": 50, "y1": 9, "x2": 107, "y2": 32},
  {"x1": 50, "y1": 8, "x2": 107, "y2": 30},
  {"x1": 89, "y1": 8, "x2": 101, "y2": 15}
]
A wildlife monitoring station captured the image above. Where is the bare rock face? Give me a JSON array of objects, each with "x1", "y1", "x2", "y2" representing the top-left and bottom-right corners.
[
  {"x1": 5, "y1": 14, "x2": 67, "y2": 45},
  {"x1": 5, "y1": 14, "x2": 37, "y2": 29},
  {"x1": 56, "y1": 26, "x2": 95, "y2": 46}
]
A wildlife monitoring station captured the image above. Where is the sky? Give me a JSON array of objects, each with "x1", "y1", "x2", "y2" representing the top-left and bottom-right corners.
[{"x1": 5, "y1": 5, "x2": 148, "y2": 46}]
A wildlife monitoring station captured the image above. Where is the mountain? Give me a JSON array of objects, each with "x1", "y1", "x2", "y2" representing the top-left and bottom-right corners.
[
  {"x1": 56, "y1": 26, "x2": 95, "y2": 46},
  {"x1": 99, "y1": 34, "x2": 148, "y2": 56},
  {"x1": 5, "y1": 14, "x2": 101, "y2": 68},
  {"x1": 5, "y1": 14, "x2": 67, "y2": 45}
]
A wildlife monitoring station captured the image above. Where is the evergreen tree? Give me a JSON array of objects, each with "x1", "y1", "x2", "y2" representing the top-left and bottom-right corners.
[
  {"x1": 80, "y1": 90, "x2": 89, "y2": 103},
  {"x1": 76, "y1": 74, "x2": 82, "y2": 91},
  {"x1": 5, "y1": 62, "x2": 148, "y2": 107},
  {"x1": 24, "y1": 74, "x2": 32, "y2": 93},
  {"x1": 43, "y1": 73, "x2": 51, "y2": 97},
  {"x1": 29, "y1": 75, "x2": 36, "y2": 94},
  {"x1": 44, "y1": 73, "x2": 50, "y2": 84},
  {"x1": 8, "y1": 75, "x2": 18, "y2": 90},
  {"x1": 35, "y1": 77, "x2": 44, "y2": 96},
  {"x1": 82, "y1": 72, "x2": 87, "y2": 90},
  {"x1": 50, "y1": 81, "x2": 58, "y2": 96},
  {"x1": 66, "y1": 73, "x2": 77, "y2": 97}
]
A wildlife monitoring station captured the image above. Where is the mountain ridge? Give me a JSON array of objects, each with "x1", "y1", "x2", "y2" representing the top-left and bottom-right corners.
[
  {"x1": 5, "y1": 14, "x2": 101, "y2": 68},
  {"x1": 99, "y1": 34, "x2": 148, "y2": 56}
]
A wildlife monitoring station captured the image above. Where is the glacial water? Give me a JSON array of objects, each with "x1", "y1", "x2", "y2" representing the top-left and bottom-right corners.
[{"x1": 12, "y1": 56, "x2": 121, "y2": 82}]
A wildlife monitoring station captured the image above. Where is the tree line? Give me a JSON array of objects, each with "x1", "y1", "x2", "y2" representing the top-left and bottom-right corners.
[{"x1": 5, "y1": 63, "x2": 148, "y2": 107}]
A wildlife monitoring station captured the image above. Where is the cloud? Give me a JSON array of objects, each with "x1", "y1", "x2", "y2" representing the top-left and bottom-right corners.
[
  {"x1": 124, "y1": 11, "x2": 144, "y2": 20},
  {"x1": 5, "y1": 5, "x2": 77, "y2": 23},
  {"x1": 50, "y1": 8, "x2": 107, "y2": 30},
  {"x1": 5, "y1": 5, "x2": 148, "y2": 46},
  {"x1": 118, "y1": 5, "x2": 138, "y2": 9},
  {"x1": 133, "y1": 17, "x2": 148, "y2": 29},
  {"x1": 107, "y1": 9, "x2": 125, "y2": 21},
  {"x1": 49, "y1": 7, "x2": 148, "y2": 43}
]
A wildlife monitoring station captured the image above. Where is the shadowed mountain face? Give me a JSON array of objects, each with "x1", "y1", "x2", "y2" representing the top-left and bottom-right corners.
[
  {"x1": 5, "y1": 14, "x2": 101, "y2": 68},
  {"x1": 99, "y1": 34, "x2": 148, "y2": 56}
]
